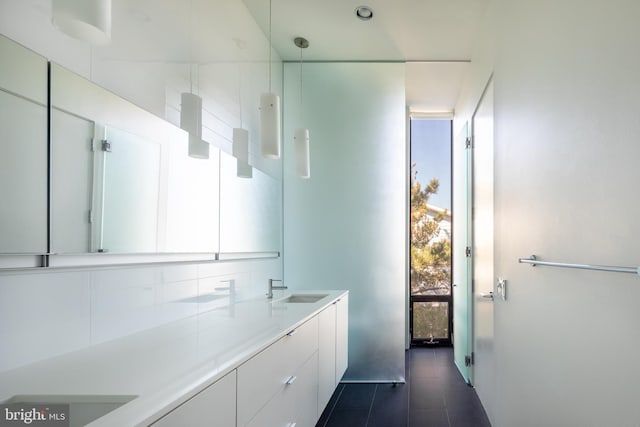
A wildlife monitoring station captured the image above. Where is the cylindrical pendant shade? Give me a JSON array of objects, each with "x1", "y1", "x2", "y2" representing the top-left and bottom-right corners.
[
  {"x1": 237, "y1": 159, "x2": 253, "y2": 179},
  {"x1": 52, "y1": 0, "x2": 111, "y2": 45},
  {"x1": 188, "y1": 134, "x2": 210, "y2": 159},
  {"x1": 260, "y1": 92, "x2": 281, "y2": 159},
  {"x1": 180, "y1": 92, "x2": 202, "y2": 138},
  {"x1": 294, "y1": 128, "x2": 310, "y2": 179},
  {"x1": 232, "y1": 128, "x2": 249, "y2": 163},
  {"x1": 181, "y1": 92, "x2": 209, "y2": 159}
]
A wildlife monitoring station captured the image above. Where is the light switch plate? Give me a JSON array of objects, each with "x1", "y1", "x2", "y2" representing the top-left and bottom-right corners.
[{"x1": 496, "y1": 277, "x2": 507, "y2": 300}]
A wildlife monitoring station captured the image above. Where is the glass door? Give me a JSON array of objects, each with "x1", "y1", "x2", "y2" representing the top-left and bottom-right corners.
[
  {"x1": 409, "y1": 118, "x2": 452, "y2": 346},
  {"x1": 452, "y1": 121, "x2": 472, "y2": 380}
]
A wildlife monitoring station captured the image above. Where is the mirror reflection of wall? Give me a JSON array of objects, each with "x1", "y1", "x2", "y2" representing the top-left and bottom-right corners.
[
  {"x1": 0, "y1": 36, "x2": 48, "y2": 254},
  {"x1": 220, "y1": 151, "x2": 281, "y2": 254},
  {"x1": 50, "y1": 108, "x2": 95, "y2": 253}
]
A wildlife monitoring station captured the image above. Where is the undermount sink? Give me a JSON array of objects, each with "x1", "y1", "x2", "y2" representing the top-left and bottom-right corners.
[
  {"x1": 275, "y1": 294, "x2": 328, "y2": 304},
  {"x1": 3, "y1": 394, "x2": 137, "y2": 427}
]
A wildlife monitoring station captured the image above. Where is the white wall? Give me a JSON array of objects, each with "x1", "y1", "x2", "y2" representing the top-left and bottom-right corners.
[
  {"x1": 456, "y1": 1, "x2": 640, "y2": 425},
  {"x1": 0, "y1": 0, "x2": 283, "y2": 373},
  {"x1": 0, "y1": 259, "x2": 280, "y2": 372}
]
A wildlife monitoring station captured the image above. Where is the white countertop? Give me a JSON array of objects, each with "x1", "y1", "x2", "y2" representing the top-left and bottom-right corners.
[{"x1": 0, "y1": 290, "x2": 348, "y2": 426}]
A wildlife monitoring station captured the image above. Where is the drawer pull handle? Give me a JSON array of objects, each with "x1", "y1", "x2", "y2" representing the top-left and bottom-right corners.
[
  {"x1": 285, "y1": 375, "x2": 297, "y2": 385},
  {"x1": 286, "y1": 329, "x2": 297, "y2": 337}
]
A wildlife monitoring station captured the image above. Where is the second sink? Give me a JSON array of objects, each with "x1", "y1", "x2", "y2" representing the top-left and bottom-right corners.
[{"x1": 275, "y1": 294, "x2": 328, "y2": 303}]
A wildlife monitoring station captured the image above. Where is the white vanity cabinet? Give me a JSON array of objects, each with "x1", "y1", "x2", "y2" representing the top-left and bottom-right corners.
[
  {"x1": 237, "y1": 316, "x2": 319, "y2": 427},
  {"x1": 318, "y1": 294, "x2": 349, "y2": 411},
  {"x1": 245, "y1": 352, "x2": 319, "y2": 427},
  {"x1": 335, "y1": 294, "x2": 349, "y2": 384},
  {"x1": 147, "y1": 292, "x2": 348, "y2": 427},
  {"x1": 151, "y1": 370, "x2": 236, "y2": 427},
  {"x1": 318, "y1": 302, "x2": 337, "y2": 411}
]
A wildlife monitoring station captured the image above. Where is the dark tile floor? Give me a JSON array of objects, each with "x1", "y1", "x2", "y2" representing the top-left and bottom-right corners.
[{"x1": 316, "y1": 347, "x2": 491, "y2": 427}]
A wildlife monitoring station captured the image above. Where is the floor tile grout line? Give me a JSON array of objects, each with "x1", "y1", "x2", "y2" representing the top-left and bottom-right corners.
[
  {"x1": 321, "y1": 383, "x2": 346, "y2": 427},
  {"x1": 364, "y1": 384, "x2": 378, "y2": 427},
  {"x1": 406, "y1": 350, "x2": 413, "y2": 426},
  {"x1": 443, "y1": 393, "x2": 453, "y2": 427}
]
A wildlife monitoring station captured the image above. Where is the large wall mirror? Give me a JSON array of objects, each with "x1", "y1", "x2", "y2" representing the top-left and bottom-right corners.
[{"x1": 0, "y1": 34, "x2": 281, "y2": 262}]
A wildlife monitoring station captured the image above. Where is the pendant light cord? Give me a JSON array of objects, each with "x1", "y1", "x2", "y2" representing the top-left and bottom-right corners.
[
  {"x1": 189, "y1": 0, "x2": 194, "y2": 94},
  {"x1": 299, "y1": 47, "x2": 303, "y2": 125},
  {"x1": 238, "y1": 62, "x2": 243, "y2": 127},
  {"x1": 268, "y1": 0, "x2": 272, "y2": 93}
]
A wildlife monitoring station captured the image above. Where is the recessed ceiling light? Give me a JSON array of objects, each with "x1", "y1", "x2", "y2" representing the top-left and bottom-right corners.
[{"x1": 355, "y1": 5, "x2": 373, "y2": 21}]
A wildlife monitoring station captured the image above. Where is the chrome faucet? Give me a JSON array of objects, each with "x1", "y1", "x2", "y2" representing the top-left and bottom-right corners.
[{"x1": 267, "y1": 279, "x2": 287, "y2": 299}]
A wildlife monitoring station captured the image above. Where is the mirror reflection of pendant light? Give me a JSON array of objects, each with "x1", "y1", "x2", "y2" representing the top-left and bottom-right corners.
[
  {"x1": 294, "y1": 37, "x2": 310, "y2": 179},
  {"x1": 233, "y1": 60, "x2": 252, "y2": 178},
  {"x1": 181, "y1": 64, "x2": 209, "y2": 159},
  {"x1": 52, "y1": 0, "x2": 111, "y2": 45},
  {"x1": 260, "y1": 0, "x2": 281, "y2": 159},
  {"x1": 233, "y1": 128, "x2": 252, "y2": 178},
  {"x1": 181, "y1": 0, "x2": 209, "y2": 159}
]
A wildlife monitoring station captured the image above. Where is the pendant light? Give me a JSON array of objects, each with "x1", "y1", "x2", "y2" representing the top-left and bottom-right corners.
[
  {"x1": 233, "y1": 61, "x2": 252, "y2": 178},
  {"x1": 260, "y1": 0, "x2": 281, "y2": 159},
  {"x1": 293, "y1": 37, "x2": 310, "y2": 179},
  {"x1": 181, "y1": 64, "x2": 209, "y2": 159},
  {"x1": 52, "y1": 0, "x2": 111, "y2": 45}
]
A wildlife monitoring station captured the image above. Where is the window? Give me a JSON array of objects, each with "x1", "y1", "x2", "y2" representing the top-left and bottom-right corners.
[{"x1": 410, "y1": 118, "x2": 452, "y2": 346}]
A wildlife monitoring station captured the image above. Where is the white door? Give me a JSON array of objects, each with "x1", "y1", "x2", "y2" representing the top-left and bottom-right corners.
[{"x1": 471, "y1": 79, "x2": 494, "y2": 422}]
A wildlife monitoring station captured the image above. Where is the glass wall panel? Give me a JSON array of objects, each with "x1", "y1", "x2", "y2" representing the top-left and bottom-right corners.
[
  {"x1": 452, "y1": 121, "x2": 471, "y2": 381},
  {"x1": 283, "y1": 62, "x2": 406, "y2": 381}
]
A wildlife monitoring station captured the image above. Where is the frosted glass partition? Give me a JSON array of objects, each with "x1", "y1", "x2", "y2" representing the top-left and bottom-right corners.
[
  {"x1": 0, "y1": 35, "x2": 47, "y2": 253},
  {"x1": 219, "y1": 151, "x2": 281, "y2": 254},
  {"x1": 283, "y1": 62, "x2": 406, "y2": 381}
]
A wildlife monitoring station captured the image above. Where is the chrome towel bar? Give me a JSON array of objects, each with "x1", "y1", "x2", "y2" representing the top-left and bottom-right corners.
[{"x1": 518, "y1": 255, "x2": 640, "y2": 275}]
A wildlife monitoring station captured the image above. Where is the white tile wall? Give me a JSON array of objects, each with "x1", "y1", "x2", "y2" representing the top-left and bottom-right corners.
[
  {"x1": 0, "y1": 271, "x2": 91, "y2": 373},
  {"x1": 0, "y1": 258, "x2": 281, "y2": 373}
]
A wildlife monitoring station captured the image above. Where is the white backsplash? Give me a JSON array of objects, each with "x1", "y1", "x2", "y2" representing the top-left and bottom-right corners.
[{"x1": 0, "y1": 258, "x2": 281, "y2": 373}]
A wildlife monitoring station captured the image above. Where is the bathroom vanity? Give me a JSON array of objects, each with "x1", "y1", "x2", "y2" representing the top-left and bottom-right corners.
[{"x1": 0, "y1": 291, "x2": 348, "y2": 427}]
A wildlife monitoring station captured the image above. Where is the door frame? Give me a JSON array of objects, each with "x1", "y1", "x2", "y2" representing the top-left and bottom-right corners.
[{"x1": 468, "y1": 75, "x2": 495, "y2": 422}]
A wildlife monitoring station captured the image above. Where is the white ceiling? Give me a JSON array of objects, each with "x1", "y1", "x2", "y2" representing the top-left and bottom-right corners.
[
  {"x1": 10, "y1": 0, "x2": 490, "y2": 114},
  {"x1": 242, "y1": 0, "x2": 490, "y2": 113},
  {"x1": 242, "y1": 0, "x2": 489, "y2": 61}
]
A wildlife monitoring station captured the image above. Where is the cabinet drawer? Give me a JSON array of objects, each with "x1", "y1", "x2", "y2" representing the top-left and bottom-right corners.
[
  {"x1": 237, "y1": 316, "x2": 318, "y2": 426},
  {"x1": 151, "y1": 370, "x2": 236, "y2": 427},
  {"x1": 246, "y1": 351, "x2": 319, "y2": 427}
]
